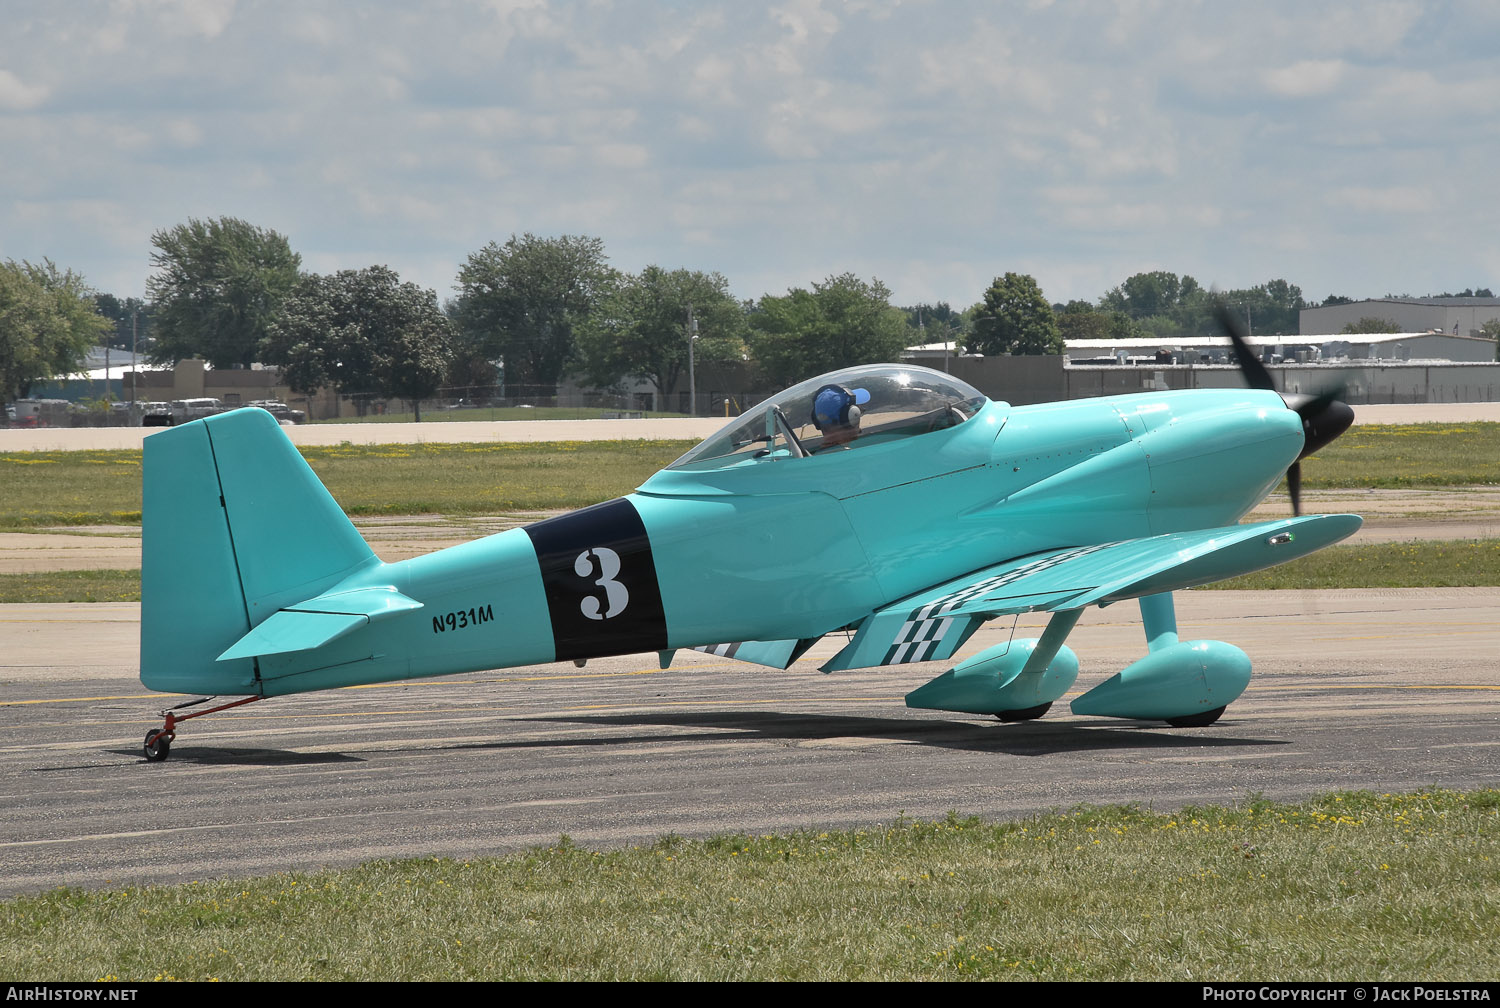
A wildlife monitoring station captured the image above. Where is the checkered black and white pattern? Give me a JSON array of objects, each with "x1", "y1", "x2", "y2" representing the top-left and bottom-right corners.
[{"x1": 880, "y1": 544, "x2": 1109, "y2": 665}]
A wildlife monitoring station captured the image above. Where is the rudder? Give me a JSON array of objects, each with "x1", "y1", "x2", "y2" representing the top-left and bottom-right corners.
[{"x1": 140, "y1": 409, "x2": 378, "y2": 694}]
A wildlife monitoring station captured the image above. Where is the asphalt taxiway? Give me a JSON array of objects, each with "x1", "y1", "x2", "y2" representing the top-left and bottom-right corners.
[
  {"x1": 2, "y1": 404, "x2": 1496, "y2": 894},
  {"x1": 1, "y1": 589, "x2": 1495, "y2": 896}
]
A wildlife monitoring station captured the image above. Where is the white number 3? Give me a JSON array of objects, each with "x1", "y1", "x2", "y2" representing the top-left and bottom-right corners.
[{"x1": 574, "y1": 547, "x2": 630, "y2": 620}]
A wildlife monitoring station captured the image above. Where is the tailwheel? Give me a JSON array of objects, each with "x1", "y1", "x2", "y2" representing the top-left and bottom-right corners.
[
  {"x1": 997, "y1": 702, "x2": 1052, "y2": 723},
  {"x1": 143, "y1": 729, "x2": 172, "y2": 761},
  {"x1": 140, "y1": 694, "x2": 264, "y2": 764},
  {"x1": 1166, "y1": 705, "x2": 1226, "y2": 728}
]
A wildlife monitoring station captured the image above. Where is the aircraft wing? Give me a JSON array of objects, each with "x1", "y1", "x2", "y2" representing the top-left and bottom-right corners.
[
  {"x1": 821, "y1": 513, "x2": 1361, "y2": 671},
  {"x1": 691, "y1": 637, "x2": 822, "y2": 669}
]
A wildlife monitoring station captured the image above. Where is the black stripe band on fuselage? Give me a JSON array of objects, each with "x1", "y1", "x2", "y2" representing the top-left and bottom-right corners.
[{"x1": 523, "y1": 497, "x2": 669, "y2": 663}]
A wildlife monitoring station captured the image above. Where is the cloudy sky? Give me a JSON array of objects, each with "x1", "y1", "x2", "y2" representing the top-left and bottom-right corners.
[{"x1": 3, "y1": 0, "x2": 1498, "y2": 311}]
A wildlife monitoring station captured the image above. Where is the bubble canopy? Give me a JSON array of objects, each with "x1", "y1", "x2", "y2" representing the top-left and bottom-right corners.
[{"x1": 668, "y1": 365, "x2": 989, "y2": 471}]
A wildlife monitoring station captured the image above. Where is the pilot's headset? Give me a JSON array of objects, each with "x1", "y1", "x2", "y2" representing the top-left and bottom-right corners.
[{"x1": 811, "y1": 384, "x2": 870, "y2": 430}]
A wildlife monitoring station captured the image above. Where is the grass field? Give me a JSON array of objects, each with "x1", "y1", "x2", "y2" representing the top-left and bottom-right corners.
[
  {"x1": 2, "y1": 422, "x2": 1499, "y2": 528},
  {"x1": 0, "y1": 440, "x2": 693, "y2": 526},
  {"x1": 2, "y1": 423, "x2": 1495, "y2": 596},
  {"x1": 2, "y1": 790, "x2": 1494, "y2": 981},
  {"x1": 1208, "y1": 539, "x2": 1500, "y2": 589},
  {"x1": 4, "y1": 538, "x2": 1498, "y2": 602},
  {"x1": 310, "y1": 405, "x2": 695, "y2": 423},
  {"x1": 0, "y1": 568, "x2": 141, "y2": 603},
  {"x1": 1299, "y1": 422, "x2": 1500, "y2": 489}
]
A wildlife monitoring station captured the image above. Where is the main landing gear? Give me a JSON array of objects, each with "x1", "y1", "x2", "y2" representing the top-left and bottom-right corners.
[
  {"x1": 142, "y1": 695, "x2": 263, "y2": 761},
  {"x1": 907, "y1": 594, "x2": 1251, "y2": 727},
  {"x1": 1164, "y1": 705, "x2": 1227, "y2": 728},
  {"x1": 996, "y1": 702, "x2": 1052, "y2": 723}
]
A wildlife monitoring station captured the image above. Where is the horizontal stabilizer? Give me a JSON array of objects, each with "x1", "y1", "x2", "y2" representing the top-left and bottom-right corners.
[
  {"x1": 218, "y1": 587, "x2": 422, "y2": 661},
  {"x1": 823, "y1": 514, "x2": 1360, "y2": 671}
]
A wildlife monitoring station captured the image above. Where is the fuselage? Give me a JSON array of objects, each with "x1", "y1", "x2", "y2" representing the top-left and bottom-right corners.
[{"x1": 249, "y1": 384, "x2": 1304, "y2": 697}]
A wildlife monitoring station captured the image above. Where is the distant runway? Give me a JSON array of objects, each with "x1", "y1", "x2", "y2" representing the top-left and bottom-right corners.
[
  {"x1": 7, "y1": 484, "x2": 1496, "y2": 574},
  {"x1": 0, "y1": 417, "x2": 727, "y2": 452},
  {"x1": 1, "y1": 589, "x2": 1496, "y2": 896}
]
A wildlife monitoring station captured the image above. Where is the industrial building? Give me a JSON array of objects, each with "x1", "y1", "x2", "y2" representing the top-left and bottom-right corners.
[{"x1": 1298, "y1": 297, "x2": 1500, "y2": 339}]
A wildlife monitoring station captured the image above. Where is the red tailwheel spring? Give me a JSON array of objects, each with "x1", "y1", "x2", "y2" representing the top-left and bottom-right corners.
[{"x1": 143, "y1": 694, "x2": 264, "y2": 761}]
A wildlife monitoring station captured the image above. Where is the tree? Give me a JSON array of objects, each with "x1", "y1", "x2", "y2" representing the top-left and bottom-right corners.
[
  {"x1": 93, "y1": 294, "x2": 154, "y2": 352},
  {"x1": 1055, "y1": 301, "x2": 1144, "y2": 344},
  {"x1": 0, "y1": 259, "x2": 111, "y2": 404},
  {"x1": 261, "y1": 266, "x2": 454, "y2": 421},
  {"x1": 747, "y1": 273, "x2": 910, "y2": 386},
  {"x1": 1215, "y1": 279, "x2": 1307, "y2": 335},
  {"x1": 967, "y1": 273, "x2": 1062, "y2": 356},
  {"x1": 903, "y1": 301, "x2": 969, "y2": 345},
  {"x1": 1341, "y1": 316, "x2": 1400, "y2": 334},
  {"x1": 453, "y1": 234, "x2": 616, "y2": 394},
  {"x1": 1096, "y1": 272, "x2": 1310, "y2": 338},
  {"x1": 1478, "y1": 319, "x2": 1500, "y2": 361},
  {"x1": 146, "y1": 217, "x2": 301, "y2": 369},
  {"x1": 1100, "y1": 271, "x2": 1202, "y2": 320},
  {"x1": 573, "y1": 266, "x2": 747, "y2": 401}
]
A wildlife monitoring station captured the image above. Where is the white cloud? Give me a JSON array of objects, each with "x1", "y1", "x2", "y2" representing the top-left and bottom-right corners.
[
  {"x1": 141, "y1": 0, "x2": 238, "y2": 39},
  {"x1": 1330, "y1": 186, "x2": 1438, "y2": 214},
  {"x1": 769, "y1": 0, "x2": 840, "y2": 49},
  {"x1": 286, "y1": 11, "x2": 340, "y2": 46},
  {"x1": 0, "y1": 69, "x2": 49, "y2": 110},
  {"x1": 1262, "y1": 59, "x2": 1347, "y2": 98},
  {"x1": 163, "y1": 118, "x2": 203, "y2": 148},
  {"x1": 0, "y1": 0, "x2": 1495, "y2": 310}
]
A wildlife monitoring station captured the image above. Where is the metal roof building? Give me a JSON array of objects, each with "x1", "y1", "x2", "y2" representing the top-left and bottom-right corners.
[{"x1": 1299, "y1": 297, "x2": 1500, "y2": 338}]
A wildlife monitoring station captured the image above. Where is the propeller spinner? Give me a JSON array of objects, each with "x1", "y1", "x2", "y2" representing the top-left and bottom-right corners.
[{"x1": 1212, "y1": 303, "x2": 1354, "y2": 514}]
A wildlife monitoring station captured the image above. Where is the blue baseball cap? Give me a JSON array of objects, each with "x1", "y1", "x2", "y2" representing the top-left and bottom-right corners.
[{"x1": 812, "y1": 385, "x2": 870, "y2": 428}]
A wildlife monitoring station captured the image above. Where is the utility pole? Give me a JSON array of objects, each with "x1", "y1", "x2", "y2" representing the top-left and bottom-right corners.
[
  {"x1": 130, "y1": 304, "x2": 137, "y2": 418},
  {"x1": 687, "y1": 304, "x2": 698, "y2": 417}
]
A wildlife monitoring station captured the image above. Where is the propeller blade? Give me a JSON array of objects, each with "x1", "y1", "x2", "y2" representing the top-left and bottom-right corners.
[
  {"x1": 1212, "y1": 301, "x2": 1275, "y2": 391},
  {"x1": 1280, "y1": 391, "x2": 1352, "y2": 514},
  {"x1": 1211, "y1": 295, "x2": 1353, "y2": 515}
]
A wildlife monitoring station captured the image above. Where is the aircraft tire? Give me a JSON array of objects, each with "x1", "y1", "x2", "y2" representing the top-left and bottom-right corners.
[
  {"x1": 996, "y1": 702, "x2": 1052, "y2": 723},
  {"x1": 1165, "y1": 706, "x2": 1226, "y2": 728},
  {"x1": 144, "y1": 730, "x2": 171, "y2": 762}
]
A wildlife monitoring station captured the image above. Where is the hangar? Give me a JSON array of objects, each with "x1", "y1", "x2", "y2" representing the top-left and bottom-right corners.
[{"x1": 1298, "y1": 296, "x2": 1500, "y2": 340}]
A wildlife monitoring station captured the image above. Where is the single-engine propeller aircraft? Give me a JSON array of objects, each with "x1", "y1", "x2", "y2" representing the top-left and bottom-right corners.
[{"x1": 138, "y1": 317, "x2": 1358, "y2": 760}]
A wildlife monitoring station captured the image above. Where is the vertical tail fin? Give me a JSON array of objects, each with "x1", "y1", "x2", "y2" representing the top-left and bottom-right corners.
[{"x1": 140, "y1": 409, "x2": 378, "y2": 694}]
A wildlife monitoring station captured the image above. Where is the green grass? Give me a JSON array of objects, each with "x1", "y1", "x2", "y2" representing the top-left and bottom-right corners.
[
  {"x1": 310, "y1": 406, "x2": 693, "y2": 423},
  {"x1": 2, "y1": 791, "x2": 1495, "y2": 981},
  {"x1": 0, "y1": 440, "x2": 695, "y2": 526},
  {"x1": 0, "y1": 449, "x2": 145, "y2": 527},
  {"x1": 1207, "y1": 539, "x2": 1500, "y2": 589},
  {"x1": 1, "y1": 422, "x2": 1497, "y2": 527},
  {"x1": 1300, "y1": 422, "x2": 1500, "y2": 488},
  {"x1": 5, "y1": 540, "x2": 1496, "y2": 603},
  {"x1": 0, "y1": 568, "x2": 140, "y2": 603},
  {"x1": 296, "y1": 440, "x2": 692, "y2": 515}
]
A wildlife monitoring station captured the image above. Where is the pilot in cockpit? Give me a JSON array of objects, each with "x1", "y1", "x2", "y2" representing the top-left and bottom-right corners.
[{"x1": 811, "y1": 384, "x2": 870, "y2": 450}]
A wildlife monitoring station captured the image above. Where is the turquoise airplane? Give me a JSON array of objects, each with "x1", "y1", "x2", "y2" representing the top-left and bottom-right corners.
[{"x1": 138, "y1": 339, "x2": 1358, "y2": 761}]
